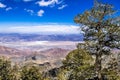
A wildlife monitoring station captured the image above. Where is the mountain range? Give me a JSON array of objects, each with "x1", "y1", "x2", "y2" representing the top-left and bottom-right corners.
[
  {"x1": 0, "y1": 33, "x2": 82, "y2": 68},
  {"x1": 0, "y1": 45, "x2": 71, "y2": 68},
  {"x1": 0, "y1": 33, "x2": 83, "y2": 42}
]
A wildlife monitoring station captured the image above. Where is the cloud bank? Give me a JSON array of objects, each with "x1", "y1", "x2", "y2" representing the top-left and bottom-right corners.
[{"x1": 0, "y1": 24, "x2": 81, "y2": 34}]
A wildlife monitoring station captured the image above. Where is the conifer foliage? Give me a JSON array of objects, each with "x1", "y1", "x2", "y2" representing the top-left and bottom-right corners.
[{"x1": 74, "y1": 0, "x2": 120, "y2": 79}]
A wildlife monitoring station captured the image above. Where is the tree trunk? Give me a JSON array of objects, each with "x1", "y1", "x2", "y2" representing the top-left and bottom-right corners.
[{"x1": 95, "y1": 53, "x2": 102, "y2": 80}]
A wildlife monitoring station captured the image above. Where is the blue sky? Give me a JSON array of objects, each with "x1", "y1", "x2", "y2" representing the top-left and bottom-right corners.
[
  {"x1": 0, "y1": 0, "x2": 119, "y2": 34},
  {"x1": 0, "y1": 0, "x2": 93, "y2": 23}
]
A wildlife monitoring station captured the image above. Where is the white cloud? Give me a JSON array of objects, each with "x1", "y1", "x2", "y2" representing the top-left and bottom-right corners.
[
  {"x1": 0, "y1": 2, "x2": 6, "y2": 8},
  {"x1": 37, "y1": 9, "x2": 44, "y2": 17},
  {"x1": 0, "y1": 24, "x2": 81, "y2": 34},
  {"x1": 24, "y1": 9, "x2": 34, "y2": 15},
  {"x1": 36, "y1": 0, "x2": 60, "y2": 7},
  {"x1": 58, "y1": 4, "x2": 67, "y2": 10},
  {"x1": 5, "y1": 7, "x2": 12, "y2": 11}
]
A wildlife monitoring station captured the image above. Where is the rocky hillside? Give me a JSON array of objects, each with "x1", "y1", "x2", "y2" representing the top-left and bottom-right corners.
[
  {"x1": 24, "y1": 48, "x2": 71, "y2": 68},
  {"x1": 0, "y1": 45, "x2": 71, "y2": 68},
  {"x1": 0, "y1": 46, "x2": 31, "y2": 57}
]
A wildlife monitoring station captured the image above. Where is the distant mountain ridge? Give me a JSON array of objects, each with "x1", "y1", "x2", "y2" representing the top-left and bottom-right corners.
[
  {"x1": 0, "y1": 33, "x2": 83, "y2": 42},
  {"x1": 0, "y1": 45, "x2": 71, "y2": 68},
  {"x1": 0, "y1": 46, "x2": 31, "y2": 57}
]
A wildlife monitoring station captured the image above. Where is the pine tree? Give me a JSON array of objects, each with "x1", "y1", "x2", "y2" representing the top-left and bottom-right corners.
[
  {"x1": 61, "y1": 49, "x2": 94, "y2": 80},
  {"x1": 104, "y1": 57, "x2": 120, "y2": 80},
  {"x1": 0, "y1": 57, "x2": 13, "y2": 80},
  {"x1": 20, "y1": 65, "x2": 42, "y2": 80},
  {"x1": 11, "y1": 64, "x2": 20, "y2": 80},
  {"x1": 74, "y1": 0, "x2": 120, "y2": 79}
]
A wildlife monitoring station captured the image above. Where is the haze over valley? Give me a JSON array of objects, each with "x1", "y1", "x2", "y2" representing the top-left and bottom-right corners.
[{"x1": 0, "y1": 33, "x2": 83, "y2": 68}]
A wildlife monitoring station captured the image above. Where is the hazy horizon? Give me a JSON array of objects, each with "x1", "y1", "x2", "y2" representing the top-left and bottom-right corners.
[{"x1": 0, "y1": 23, "x2": 81, "y2": 34}]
